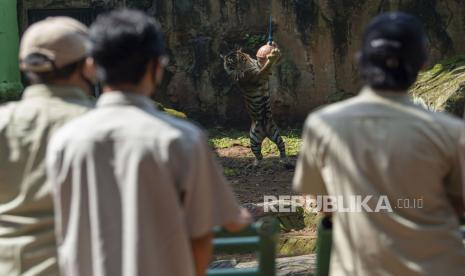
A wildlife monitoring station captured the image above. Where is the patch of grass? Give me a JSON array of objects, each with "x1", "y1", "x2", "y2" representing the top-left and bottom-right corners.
[
  {"x1": 208, "y1": 128, "x2": 250, "y2": 149},
  {"x1": 224, "y1": 168, "x2": 240, "y2": 177},
  {"x1": 261, "y1": 130, "x2": 302, "y2": 157},
  {"x1": 208, "y1": 127, "x2": 302, "y2": 157},
  {"x1": 282, "y1": 130, "x2": 302, "y2": 157},
  {"x1": 209, "y1": 135, "x2": 249, "y2": 149}
]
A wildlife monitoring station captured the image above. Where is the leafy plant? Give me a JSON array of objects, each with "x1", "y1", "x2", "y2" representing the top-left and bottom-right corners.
[{"x1": 244, "y1": 34, "x2": 267, "y2": 50}]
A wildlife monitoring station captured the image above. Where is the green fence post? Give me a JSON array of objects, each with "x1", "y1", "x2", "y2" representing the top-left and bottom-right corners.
[
  {"x1": 315, "y1": 216, "x2": 332, "y2": 276},
  {"x1": 257, "y1": 219, "x2": 279, "y2": 276},
  {"x1": 0, "y1": 0, "x2": 23, "y2": 102}
]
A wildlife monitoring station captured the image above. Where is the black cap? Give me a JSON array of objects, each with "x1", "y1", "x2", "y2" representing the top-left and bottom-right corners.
[
  {"x1": 360, "y1": 12, "x2": 427, "y2": 90},
  {"x1": 89, "y1": 9, "x2": 167, "y2": 85}
]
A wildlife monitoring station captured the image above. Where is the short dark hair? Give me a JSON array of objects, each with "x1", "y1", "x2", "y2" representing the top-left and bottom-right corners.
[
  {"x1": 23, "y1": 54, "x2": 84, "y2": 84},
  {"x1": 359, "y1": 12, "x2": 427, "y2": 91},
  {"x1": 89, "y1": 9, "x2": 166, "y2": 85}
]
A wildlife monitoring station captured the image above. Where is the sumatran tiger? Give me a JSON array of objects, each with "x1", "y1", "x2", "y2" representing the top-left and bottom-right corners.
[{"x1": 223, "y1": 46, "x2": 286, "y2": 166}]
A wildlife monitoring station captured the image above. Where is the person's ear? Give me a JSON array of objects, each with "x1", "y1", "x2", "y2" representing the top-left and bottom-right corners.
[
  {"x1": 83, "y1": 57, "x2": 97, "y2": 83},
  {"x1": 154, "y1": 59, "x2": 165, "y2": 85}
]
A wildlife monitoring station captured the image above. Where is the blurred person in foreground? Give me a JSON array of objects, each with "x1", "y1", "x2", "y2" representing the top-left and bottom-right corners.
[
  {"x1": 293, "y1": 12, "x2": 465, "y2": 275},
  {"x1": 0, "y1": 17, "x2": 94, "y2": 275},
  {"x1": 46, "y1": 9, "x2": 250, "y2": 276}
]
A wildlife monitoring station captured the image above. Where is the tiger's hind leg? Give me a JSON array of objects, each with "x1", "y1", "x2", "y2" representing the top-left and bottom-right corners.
[
  {"x1": 250, "y1": 122, "x2": 266, "y2": 165},
  {"x1": 266, "y1": 120, "x2": 287, "y2": 159}
]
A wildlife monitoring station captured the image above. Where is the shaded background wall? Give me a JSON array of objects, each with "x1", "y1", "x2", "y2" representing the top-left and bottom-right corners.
[{"x1": 17, "y1": 0, "x2": 465, "y2": 127}]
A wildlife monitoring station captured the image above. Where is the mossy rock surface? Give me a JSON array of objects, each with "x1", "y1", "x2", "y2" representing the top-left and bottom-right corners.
[
  {"x1": 164, "y1": 107, "x2": 187, "y2": 118},
  {"x1": 409, "y1": 56, "x2": 465, "y2": 116},
  {"x1": 278, "y1": 235, "x2": 316, "y2": 257}
]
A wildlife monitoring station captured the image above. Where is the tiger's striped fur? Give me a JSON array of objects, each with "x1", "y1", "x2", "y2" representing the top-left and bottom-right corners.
[{"x1": 223, "y1": 49, "x2": 286, "y2": 162}]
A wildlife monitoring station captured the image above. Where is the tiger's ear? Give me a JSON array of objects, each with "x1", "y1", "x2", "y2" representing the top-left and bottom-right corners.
[{"x1": 220, "y1": 54, "x2": 224, "y2": 60}]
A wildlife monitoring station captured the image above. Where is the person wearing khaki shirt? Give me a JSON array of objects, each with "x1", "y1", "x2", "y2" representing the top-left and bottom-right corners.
[
  {"x1": 46, "y1": 10, "x2": 249, "y2": 276},
  {"x1": 0, "y1": 17, "x2": 94, "y2": 275},
  {"x1": 293, "y1": 12, "x2": 465, "y2": 275}
]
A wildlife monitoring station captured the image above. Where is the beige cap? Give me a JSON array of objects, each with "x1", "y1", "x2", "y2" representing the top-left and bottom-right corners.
[{"x1": 20, "y1": 17, "x2": 90, "y2": 72}]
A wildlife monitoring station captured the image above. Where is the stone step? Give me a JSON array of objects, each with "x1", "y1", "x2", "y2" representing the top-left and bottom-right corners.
[{"x1": 235, "y1": 254, "x2": 316, "y2": 276}]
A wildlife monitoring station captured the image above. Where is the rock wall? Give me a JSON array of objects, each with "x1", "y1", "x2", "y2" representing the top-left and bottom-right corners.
[
  {"x1": 18, "y1": 0, "x2": 121, "y2": 29},
  {"x1": 18, "y1": 0, "x2": 465, "y2": 127},
  {"x1": 141, "y1": 0, "x2": 465, "y2": 127}
]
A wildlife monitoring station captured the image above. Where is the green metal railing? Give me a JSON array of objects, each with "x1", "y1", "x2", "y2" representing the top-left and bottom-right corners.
[
  {"x1": 0, "y1": 0, "x2": 23, "y2": 102},
  {"x1": 207, "y1": 218, "x2": 279, "y2": 276},
  {"x1": 315, "y1": 216, "x2": 332, "y2": 276}
]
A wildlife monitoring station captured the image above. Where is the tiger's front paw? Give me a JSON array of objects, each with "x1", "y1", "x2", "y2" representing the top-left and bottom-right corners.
[{"x1": 266, "y1": 48, "x2": 281, "y2": 62}]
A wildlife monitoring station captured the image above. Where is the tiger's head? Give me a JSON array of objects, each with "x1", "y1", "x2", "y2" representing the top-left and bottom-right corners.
[{"x1": 222, "y1": 49, "x2": 256, "y2": 82}]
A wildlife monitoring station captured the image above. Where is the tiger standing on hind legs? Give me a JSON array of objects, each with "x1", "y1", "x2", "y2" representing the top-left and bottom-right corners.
[{"x1": 223, "y1": 42, "x2": 288, "y2": 167}]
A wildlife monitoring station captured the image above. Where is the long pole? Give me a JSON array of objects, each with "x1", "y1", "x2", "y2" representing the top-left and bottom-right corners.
[
  {"x1": 0, "y1": 0, "x2": 23, "y2": 101},
  {"x1": 268, "y1": 15, "x2": 273, "y2": 46}
]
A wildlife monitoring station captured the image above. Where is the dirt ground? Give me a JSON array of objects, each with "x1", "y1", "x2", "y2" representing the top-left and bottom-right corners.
[
  {"x1": 215, "y1": 145, "x2": 299, "y2": 204},
  {"x1": 212, "y1": 143, "x2": 317, "y2": 267}
]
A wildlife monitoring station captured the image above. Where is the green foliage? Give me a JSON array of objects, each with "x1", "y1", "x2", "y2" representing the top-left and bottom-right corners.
[
  {"x1": 278, "y1": 204, "x2": 306, "y2": 231},
  {"x1": 409, "y1": 55, "x2": 465, "y2": 116},
  {"x1": 244, "y1": 34, "x2": 267, "y2": 50},
  {"x1": 304, "y1": 211, "x2": 321, "y2": 229}
]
